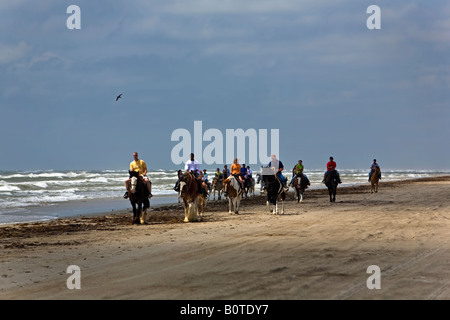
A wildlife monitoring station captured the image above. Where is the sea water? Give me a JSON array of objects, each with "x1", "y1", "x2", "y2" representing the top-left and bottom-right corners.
[{"x1": 0, "y1": 169, "x2": 448, "y2": 225}]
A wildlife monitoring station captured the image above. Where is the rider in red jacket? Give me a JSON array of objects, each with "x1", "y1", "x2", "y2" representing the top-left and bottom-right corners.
[{"x1": 322, "y1": 157, "x2": 342, "y2": 184}]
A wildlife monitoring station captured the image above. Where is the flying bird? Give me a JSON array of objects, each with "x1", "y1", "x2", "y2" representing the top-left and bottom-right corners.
[{"x1": 116, "y1": 93, "x2": 123, "y2": 101}]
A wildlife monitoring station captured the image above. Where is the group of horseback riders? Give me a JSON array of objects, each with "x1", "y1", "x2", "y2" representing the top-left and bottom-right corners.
[
  {"x1": 175, "y1": 153, "x2": 256, "y2": 197},
  {"x1": 123, "y1": 151, "x2": 382, "y2": 200}
]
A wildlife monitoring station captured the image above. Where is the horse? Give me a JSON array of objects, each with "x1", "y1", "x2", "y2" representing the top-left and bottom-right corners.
[
  {"x1": 262, "y1": 172, "x2": 286, "y2": 214},
  {"x1": 128, "y1": 170, "x2": 150, "y2": 224},
  {"x1": 222, "y1": 176, "x2": 242, "y2": 214},
  {"x1": 211, "y1": 177, "x2": 223, "y2": 200},
  {"x1": 371, "y1": 167, "x2": 381, "y2": 193},
  {"x1": 325, "y1": 170, "x2": 339, "y2": 202},
  {"x1": 256, "y1": 173, "x2": 266, "y2": 195},
  {"x1": 242, "y1": 176, "x2": 253, "y2": 198},
  {"x1": 293, "y1": 173, "x2": 309, "y2": 203},
  {"x1": 247, "y1": 177, "x2": 255, "y2": 197},
  {"x1": 179, "y1": 171, "x2": 205, "y2": 222}
]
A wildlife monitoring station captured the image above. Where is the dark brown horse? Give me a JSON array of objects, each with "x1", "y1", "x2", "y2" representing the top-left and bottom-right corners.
[
  {"x1": 242, "y1": 176, "x2": 255, "y2": 198},
  {"x1": 325, "y1": 170, "x2": 339, "y2": 202},
  {"x1": 293, "y1": 173, "x2": 309, "y2": 203},
  {"x1": 128, "y1": 170, "x2": 150, "y2": 224}
]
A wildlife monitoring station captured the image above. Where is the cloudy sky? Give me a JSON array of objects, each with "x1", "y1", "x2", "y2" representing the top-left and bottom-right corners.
[{"x1": 1, "y1": 0, "x2": 449, "y2": 171}]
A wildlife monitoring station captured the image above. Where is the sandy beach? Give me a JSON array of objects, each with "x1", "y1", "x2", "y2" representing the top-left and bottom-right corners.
[{"x1": 1, "y1": 176, "x2": 450, "y2": 301}]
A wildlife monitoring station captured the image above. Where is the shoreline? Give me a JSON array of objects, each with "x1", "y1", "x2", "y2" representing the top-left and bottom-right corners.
[
  {"x1": 1, "y1": 174, "x2": 449, "y2": 235},
  {"x1": 2, "y1": 171, "x2": 448, "y2": 226},
  {"x1": 1, "y1": 175, "x2": 450, "y2": 300}
]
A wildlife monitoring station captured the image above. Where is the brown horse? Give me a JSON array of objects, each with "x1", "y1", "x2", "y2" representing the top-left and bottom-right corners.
[
  {"x1": 222, "y1": 176, "x2": 242, "y2": 214},
  {"x1": 211, "y1": 177, "x2": 223, "y2": 200},
  {"x1": 371, "y1": 167, "x2": 381, "y2": 193},
  {"x1": 179, "y1": 171, "x2": 205, "y2": 222}
]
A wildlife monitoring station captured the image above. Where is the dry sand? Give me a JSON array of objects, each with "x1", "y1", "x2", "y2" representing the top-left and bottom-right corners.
[{"x1": 1, "y1": 176, "x2": 450, "y2": 300}]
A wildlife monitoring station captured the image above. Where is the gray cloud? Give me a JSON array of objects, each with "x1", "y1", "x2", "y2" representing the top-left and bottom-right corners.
[{"x1": 0, "y1": 0, "x2": 449, "y2": 170}]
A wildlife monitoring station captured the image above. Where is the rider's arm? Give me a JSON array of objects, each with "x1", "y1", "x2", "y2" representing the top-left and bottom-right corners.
[{"x1": 142, "y1": 161, "x2": 148, "y2": 176}]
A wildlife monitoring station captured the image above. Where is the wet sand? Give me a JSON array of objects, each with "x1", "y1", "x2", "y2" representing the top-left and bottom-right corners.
[{"x1": 1, "y1": 176, "x2": 450, "y2": 300}]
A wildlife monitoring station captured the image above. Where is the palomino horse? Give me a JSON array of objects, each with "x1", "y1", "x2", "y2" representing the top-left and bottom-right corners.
[
  {"x1": 262, "y1": 168, "x2": 286, "y2": 214},
  {"x1": 371, "y1": 167, "x2": 381, "y2": 193},
  {"x1": 222, "y1": 176, "x2": 242, "y2": 214},
  {"x1": 211, "y1": 177, "x2": 223, "y2": 200},
  {"x1": 293, "y1": 173, "x2": 309, "y2": 203},
  {"x1": 128, "y1": 170, "x2": 150, "y2": 224},
  {"x1": 179, "y1": 171, "x2": 206, "y2": 222},
  {"x1": 325, "y1": 170, "x2": 339, "y2": 202}
]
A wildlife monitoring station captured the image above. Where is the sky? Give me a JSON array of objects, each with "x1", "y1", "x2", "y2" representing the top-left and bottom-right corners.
[{"x1": 1, "y1": 0, "x2": 449, "y2": 171}]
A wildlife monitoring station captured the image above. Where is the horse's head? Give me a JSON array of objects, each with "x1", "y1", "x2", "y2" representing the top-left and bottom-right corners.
[
  {"x1": 179, "y1": 171, "x2": 196, "y2": 199},
  {"x1": 222, "y1": 178, "x2": 230, "y2": 192},
  {"x1": 262, "y1": 174, "x2": 275, "y2": 184},
  {"x1": 129, "y1": 170, "x2": 141, "y2": 194},
  {"x1": 130, "y1": 176, "x2": 138, "y2": 194},
  {"x1": 129, "y1": 170, "x2": 140, "y2": 178}
]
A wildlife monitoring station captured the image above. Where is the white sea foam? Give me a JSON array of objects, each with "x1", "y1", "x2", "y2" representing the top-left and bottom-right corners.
[{"x1": 0, "y1": 185, "x2": 21, "y2": 192}]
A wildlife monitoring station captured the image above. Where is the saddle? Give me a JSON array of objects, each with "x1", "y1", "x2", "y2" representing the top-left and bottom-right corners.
[{"x1": 196, "y1": 177, "x2": 208, "y2": 196}]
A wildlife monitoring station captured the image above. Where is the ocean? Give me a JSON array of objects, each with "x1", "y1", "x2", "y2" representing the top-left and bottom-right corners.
[{"x1": 0, "y1": 168, "x2": 448, "y2": 225}]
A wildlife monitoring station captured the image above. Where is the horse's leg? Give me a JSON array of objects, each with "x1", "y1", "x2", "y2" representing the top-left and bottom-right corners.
[
  {"x1": 184, "y1": 202, "x2": 189, "y2": 222},
  {"x1": 193, "y1": 198, "x2": 200, "y2": 222},
  {"x1": 266, "y1": 193, "x2": 273, "y2": 213},
  {"x1": 144, "y1": 198, "x2": 150, "y2": 223},
  {"x1": 139, "y1": 202, "x2": 144, "y2": 224},
  {"x1": 187, "y1": 202, "x2": 195, "y2": 222},
  {"x1": 187, "y1": 202, "x2": 193, "y2": 222},
  {"x1": 200, "y1": 197, "x2": 206, "y2": 220},
  {"x1": 133, "y1": 205, "x2": 140, "y2": 224},
  {"x1": 132, "y1": 205, "x2": 137, "y2": 224},
  {"x1": 193, "y1": 201, "x2": 199, "y2": 221},
  {"x1": 228, "y1": 198, "x2": 233, "y2": 214},
  {"x1": 142, "y1": 207, "x2": 148, "y2": 224},
  {"x1": 235, "y1": 196, "x2": 240, "y2": 214}
]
